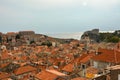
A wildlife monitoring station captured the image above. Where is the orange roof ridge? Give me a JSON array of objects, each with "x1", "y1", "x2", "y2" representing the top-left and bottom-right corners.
[{"x1": 46, "y1": 69, "x2": 66, "y2": 76}]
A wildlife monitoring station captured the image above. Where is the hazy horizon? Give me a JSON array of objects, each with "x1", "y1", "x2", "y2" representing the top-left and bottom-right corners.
[{"x1": 46, "y1": 30, "x2": 115, "y2": 40}]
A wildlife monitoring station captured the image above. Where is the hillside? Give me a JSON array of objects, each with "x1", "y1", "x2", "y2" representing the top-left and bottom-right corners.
[{"x1": 81, "y1": 29, "x2": 120, "y2": 43}]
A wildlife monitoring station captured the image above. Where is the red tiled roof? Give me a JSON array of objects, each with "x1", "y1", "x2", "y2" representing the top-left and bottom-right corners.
[
  {"x1": 7, "y1": 32, "x2": 16, "y2": 35},
  {"x1": 0, "y1": 63, "x2": 10, "y2": 68},
  {"x1": 29, "y1": 54, "x2": 37, "y2": 60},
  {"x1": 14, "y1": 65, "x2": 36, "y2": 75},
  {"x1": 66, "y1": 54, "x2": 73, "y2": 58},
  {"x1": 0, "y1": 72, "x2": 11, "y2": 80},
  {"x1": 98, "y1": 48, "x2": 114, "y2": 54},
  {"x1": 80, "y1": 53, "x2": 95, "y2": 63},
  {"x1": 35, "y1": 70, "x2": 58, "y2": 80},
  {"x1": 92, "y1": 49, "x2": 120, "y2": 63},
  {"x1": 62, "y1": 63, "x2": 74, "y2": 72},
  {"x1": 21, "y1": 56, "x2": 28, "y2": 61},
  {"x1": 73, "y1": 54, "x2": 88, "y2": 63},
  {"x1": 71, "y1": 53, "x2": 95, "y2": 66},
  {"x1": 1, "y1": 52, "x2": 11, "y2": 60},
  {"x1": 80, "y1": 44, "x2": 85, "y2": 47}
]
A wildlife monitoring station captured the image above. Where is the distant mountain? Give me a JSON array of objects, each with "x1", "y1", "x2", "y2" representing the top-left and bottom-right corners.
[
  {"x1": 81, "y1": 29, "x2": 120, "y2": 43},
  {"x1": 81, "y1": 29, "x2": 100, "y2": 42}
]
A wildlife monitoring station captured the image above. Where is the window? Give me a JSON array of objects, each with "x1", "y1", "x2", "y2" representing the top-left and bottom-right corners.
[{"x1": 82, "y1": 64, "x2": 86, "y2": 69}]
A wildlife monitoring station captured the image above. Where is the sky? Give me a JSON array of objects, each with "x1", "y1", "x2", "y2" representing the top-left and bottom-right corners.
[{"x1": 0, "y1": 0, "x2": 120, "y2": 33}]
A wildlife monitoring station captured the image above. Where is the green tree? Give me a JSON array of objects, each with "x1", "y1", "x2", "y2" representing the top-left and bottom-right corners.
[
  {"x1": 41, "y1": 41, "x2": 52, "y2": 47},
  {"x1": 30, "y1": 40, "x2": 35, "y2": 44},
  {"x1": 15, "y1": 34, "x2": 20, "y2": 39},
  {"x1": 108, "y1": 36, "x2": 120, "y2": 43}
]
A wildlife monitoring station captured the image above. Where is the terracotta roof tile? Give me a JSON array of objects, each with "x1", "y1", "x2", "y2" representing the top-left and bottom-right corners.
[
  {"x1": 62, "y1": 63, "x2": 74, "y2": 72},
  {"x1": 0, "y1": 72, "x2": 11, "y2": 80},
  {"x1": 98, "y1": 48, "x2": 114, "y2": 54},
  {"x1": 80, "y1": 53, "x2": 95, "y2": 63},
  {"x1": 29, "y1": 54, "x2": 37, "y2": 60},
  {"x1": 7, "y1": 32, "x2": 15, "y2": 34},
  {"x1": 92, "y1": 49, "x2": 120, "y2": 63},
  {"x1": 0, "y1": 63, "x2": 10, "y2": 68},
  {"x1": 21, "y1": 56, "x2": 28, "y2": 61},
  {"x1": 35, "y1": 70, "x2": 58, "y2": 80},
  {"x1": 1, "y1": 52, "x2": 11, "y2": 60},
  {"x1": 14, "y1": 65, "x2": 36, "y2": 75},
  {"x1": 73, "y1": 54, "x2": 88, "y2": 64}
]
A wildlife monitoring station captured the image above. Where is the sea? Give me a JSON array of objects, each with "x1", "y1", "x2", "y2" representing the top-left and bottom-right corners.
[
  {"x1": 46, "y1": 32, "x2": 83, "y2": 40},
  {"x1": 45, "y1": 31, "x2": 114, "y2": 40}
]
